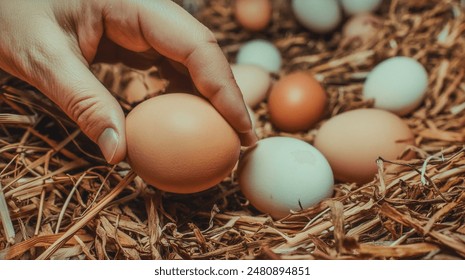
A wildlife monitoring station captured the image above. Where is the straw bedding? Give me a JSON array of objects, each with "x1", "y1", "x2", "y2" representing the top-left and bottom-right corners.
[{"x1": 1, "y1": 0, "x2": 465, "y2": 260}]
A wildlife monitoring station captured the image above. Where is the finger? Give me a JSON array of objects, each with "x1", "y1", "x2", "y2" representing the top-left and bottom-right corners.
[
  {"x1": 27, "y1": 30, "x2": 126, "y2": 164},
  {"x1": 148, "y1": 1, "x2": 258, "y2": 145},
  {"x1": 101, "y1": 0, "x2": 257, "y2": 146}
]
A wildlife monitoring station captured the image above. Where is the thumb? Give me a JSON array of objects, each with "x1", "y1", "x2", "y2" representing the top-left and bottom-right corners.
[{"x1": 27, "y1": 41, "x2": 126, "y2": 164}]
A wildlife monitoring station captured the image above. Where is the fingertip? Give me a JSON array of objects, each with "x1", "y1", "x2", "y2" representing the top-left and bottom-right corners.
[{"x1": 97, "y1": 127, "x2": 127, "y2": 164}]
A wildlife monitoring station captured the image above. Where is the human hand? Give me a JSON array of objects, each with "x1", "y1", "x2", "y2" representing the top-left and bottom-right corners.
[{"x1": 0, "y1": 0, "x2": 257, "y2": 164}]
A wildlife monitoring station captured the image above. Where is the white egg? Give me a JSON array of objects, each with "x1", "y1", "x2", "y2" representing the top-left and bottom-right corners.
[
  {"x1": 363, "y1": 56, "x2": 428, "y2": 116},
  {"x1": 236, "y1": 39, "x2": 282, "y2": 73},
  {"x1": 340, "y1": 0, "x2": 382, "y2": 16},
  {"x1": 292, "y1": 0, "x2": 341, "y2": 34},
  {"x1": 238, "y1": 137, "x2": 334, "y2": 219},
  {"x1": 231, "y1": 64, "x2": 271, "y2": 107}
]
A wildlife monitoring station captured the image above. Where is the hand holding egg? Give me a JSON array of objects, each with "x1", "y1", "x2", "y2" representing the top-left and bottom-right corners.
[{"x1": 0, "y1": 0, "x2": 256, "y2": 166}]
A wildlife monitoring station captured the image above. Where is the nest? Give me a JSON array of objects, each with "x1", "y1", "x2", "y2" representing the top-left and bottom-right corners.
[{"x1": 1, "y1": 0, "x2": 465, "y2": 260}]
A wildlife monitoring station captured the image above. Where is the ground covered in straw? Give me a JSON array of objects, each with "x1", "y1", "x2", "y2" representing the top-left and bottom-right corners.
[{"x1": 1, "y1": 0, "x2": 465, "y2": 260}]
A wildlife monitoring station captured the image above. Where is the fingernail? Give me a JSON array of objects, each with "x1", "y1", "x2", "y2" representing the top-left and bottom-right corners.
[{"x1": 98, "y1": 128, "x2": 119, "y2": 163}]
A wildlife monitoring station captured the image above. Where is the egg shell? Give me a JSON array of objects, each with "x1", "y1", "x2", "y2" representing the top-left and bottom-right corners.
[
  {"x1": 292, "y1": 0, "x2": 341, "y2": 33},
  {"x1": 236, "y1": 39, "x2": 282, "y2": 73},
  {"x1": 231, "y1": 64, "x2": 271, "y2": 108},
  {"x1": 234, "y1": 0, "x2": 272, "y2": 31},
  {"x1": 238, "y1": 137, "x2": 334, "y2": 219},
  {"x1": 314, "y1": 109, "x2": 415, "y2": 184},
  {"x1": 268, "y1": 72, "x2": 327, "y2": 133},
  {"x1": 126, "y1": 93, "x2": 240, "y2": 194},
  {"x1": 342, "y1": 13, "x2": 381, "y2": 43},
  {"x1": 363, "y1": 56, "x2": 429, "y2": 116},
  {"x1": 340, "y1": 0, "x2": 382, "y2": 16}
]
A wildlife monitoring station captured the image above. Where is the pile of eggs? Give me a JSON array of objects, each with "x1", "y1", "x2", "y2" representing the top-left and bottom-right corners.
[{"x1": 125, "y1": 0, "x2": 428, "y2": 219}]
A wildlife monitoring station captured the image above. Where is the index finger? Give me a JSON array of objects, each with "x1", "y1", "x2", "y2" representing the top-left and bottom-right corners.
[{"x1": 112, "y1": 0, "x2": 257, "y2": 146}]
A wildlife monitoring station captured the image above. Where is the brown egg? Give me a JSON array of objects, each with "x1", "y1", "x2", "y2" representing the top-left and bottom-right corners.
[
  {"x1": 314, "y1": 109, "x2": 415, "y2": 184},
  {"x1": 342, "y1": 13, "x2": 381, "y2": 43},
  {"x1": 126, "y1": 93, "x2": 240, "y2": 193},
  {"x1": 268, "y1": 72, "x2": 327, "y2": 133},
  {"x1": 234, "y1": 0, "x2": 272, "y2": 32}
]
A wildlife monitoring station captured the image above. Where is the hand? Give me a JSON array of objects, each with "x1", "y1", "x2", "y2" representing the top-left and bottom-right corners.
[{"x1": 0, "y1": 0, "x2": 257, "y2": 164}]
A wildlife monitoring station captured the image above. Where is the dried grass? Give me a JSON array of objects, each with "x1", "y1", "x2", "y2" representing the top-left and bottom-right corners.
[{"x1": 1, "y1": 0, "x2": 465, "y2": 259}]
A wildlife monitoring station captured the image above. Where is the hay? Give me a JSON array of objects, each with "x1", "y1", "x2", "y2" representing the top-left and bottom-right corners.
[{"x1": 1, "y1": 0, "x2": 465, "y2": 260}]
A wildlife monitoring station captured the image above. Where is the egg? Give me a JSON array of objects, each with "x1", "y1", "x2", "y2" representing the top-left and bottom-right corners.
[
  {"x1": 234, "y1": 0, "x2": 272, "y2": 31},
  {"x1": 231, "y1": 64, "x2": 271, "y2": 108},
  {"x1": 292, "y1": 0, "x2": 342, "y2": 33},
  {"x1": 342, "y1": 13, "x2": 381, "y2": 43},
  {"x1": 363, "y1": 56, "x2": 429, "y2": 116},
  {"x1": 238, "y1": 137, "x2": 334, "y2": 219},
  {"x1": 268, "y1": 72, "x2": 327, "y2": 133},
  {"x1": 126, "y1": 93, "x2": 240, "y2": 193},
  {"x1": 340, "y1": 0, "x2": 383, "y2": 16},
  {"x1": 314, "y1": 109, "x2": 415, "y2": 184},
  {"x1": 236, "y1": 39, "x2": 282, "y2": 73}
]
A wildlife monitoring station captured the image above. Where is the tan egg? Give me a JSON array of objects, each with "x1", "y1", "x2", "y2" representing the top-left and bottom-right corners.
[
  {"x1": 126, "y1": 93, "x2": 240, "y2": 193},
  {"x1": 314, "y1": 109, "x2": 415, "y2": 184},
  {"x1": 268, "y1": 72, "x2": 327, "y2": 133},
  {"x1": 231, "y1": 64, "x2": 271, "y2": 108},
  {"x1": 234, "y1": 0, "x2": 272, "y2": 31},
  {"x1": 342, "y1": 13, "x2": 381, "y2": 43}
]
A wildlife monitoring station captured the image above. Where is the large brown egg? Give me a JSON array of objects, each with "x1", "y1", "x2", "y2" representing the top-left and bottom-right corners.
[
  {"x1": 126, "y1": 93, "x2": 241, "y2": 193},
  {"x1": 268, "y1": 72, "x2": 327, "y2": 133},
  {"x1": 234, "y1": 0, "x2": 272, "y2": 32},
  {"x1": 314, "y1": 109, "x2": 415, "y2": 184}
]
